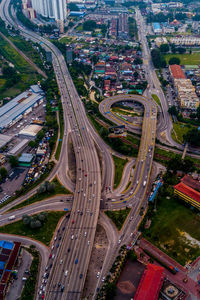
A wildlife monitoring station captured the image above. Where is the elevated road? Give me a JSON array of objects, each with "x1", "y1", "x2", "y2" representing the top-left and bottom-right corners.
[
  {"x1": 0, "y1": 1, "x2": 102, "y2": 299},
  {"x1": 99, "y1": 94, "x2": 157, "y2": 208}
]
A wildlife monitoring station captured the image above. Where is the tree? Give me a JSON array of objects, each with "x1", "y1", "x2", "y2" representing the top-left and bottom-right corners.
[
  {"x1": 160, "y1": 43, "x2": 169, "y2": 53},
  {"x1": 0, "y1": 167, "x2": 8, "y2": 179},
  {"x1": 105, "y1": 282, "x2": 116, "y2": 300},
  {"x1": 168, "y1": 105, "x2": 178, "y2": 116},
  {"x1": 28, "y1": 140, "x2": 37, "y2": 148},
  {"x1": 134, "y1": 57, "x2": 143, "y2": 65},
  {"x1": 177, "y1": 47, "x2": 186, "y2": 54},
  {"x1": 9, "y1": 155, "x2": 18, "y2": 168},
  {"x1": 83, "y1": 20, "x2": 96, "y2": 31},
  {"x1": 167, "y1": 155, "x2": 182, "y2": 174},
  {"x1": 168, "y1": 57, "x2": 181, "y2": 65},
  {"x1": 68, "y1": 3, "x2": 79, "y2": 11},
  {"x1": 151, "y1": 49, "x2": 166, "y2": 68},
  {"x1": 196, "y1": 105, "x2": 200, "y2": 121},
  {"x1": 183, "y1": 128, "x2": 200, "y2": 147}
]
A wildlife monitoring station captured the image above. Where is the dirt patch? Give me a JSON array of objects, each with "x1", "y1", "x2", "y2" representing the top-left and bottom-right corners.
[
  {"x1": 67, "y1": 134, "x2": 76, "y2": 182},
  {"x1": 117, "y1": 280, "x2": 136, "y2": 294}
]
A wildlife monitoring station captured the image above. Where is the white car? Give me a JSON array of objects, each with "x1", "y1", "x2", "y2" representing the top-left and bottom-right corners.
[
  {"x1": 96, "y1": 272, "x2": 100, "y2": 278},
  {"x1": 64, "y1": 270, "x2": 68, "y2": 277}
]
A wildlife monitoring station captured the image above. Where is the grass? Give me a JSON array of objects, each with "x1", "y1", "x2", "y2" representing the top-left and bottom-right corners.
[
  {"x1": 113, "y1": 155, "x2": 128, "y2": 188},
  {"x1": 154, "y1": 147, "x2": 200, "y2": 169},
  {"x1": 164, "y1": 53, "x2": 200, "y2": 65},
  {"x1": 143, "y1": 195, "x2": 200, "y2": 265},
  {"x1": 0, "y1": 211, "x2": 66, "y2": 246},
  {"x1": 105, "y1": 208, "x2": 131, "y2": 231},
  {"x1": 10, "y1": 177, "x2": 71, "y2": 211},
  {"x1": 21, "y1": 246, "x2": 40, "y2": 300},
  {"x1": 152, "y1": 94, "x2": 161, "y2": 107},
  {"x1": 171, "y1": 122, "x2": 195, "y2": 144},
  {"x1": 59, "y1": 37, "x2": 73, "y2": 44},
  {"x1": 112, "y1": 107, "x2": 139, "y2": 117}
]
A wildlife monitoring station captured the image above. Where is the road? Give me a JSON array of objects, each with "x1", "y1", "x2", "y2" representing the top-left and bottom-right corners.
[{"x1": 0, "y1": 2, "x2": 103, "y2": 299}]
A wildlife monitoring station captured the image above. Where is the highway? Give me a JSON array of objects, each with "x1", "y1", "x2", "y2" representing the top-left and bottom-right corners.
[
  {"x1": 0, "y1": 1, "x2": 103, "y2": 299},
  {"x1": 0, "y1": 2, "x2": 176, "y2": 299}
]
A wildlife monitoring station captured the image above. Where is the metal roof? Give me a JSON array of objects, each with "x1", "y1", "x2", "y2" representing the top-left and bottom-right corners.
[{"x1": 0, "y1": 91, "x2": 43, "y2": 129}]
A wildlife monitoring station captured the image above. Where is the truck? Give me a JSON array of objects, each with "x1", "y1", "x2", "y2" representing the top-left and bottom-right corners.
[
  {"x1": 143, "y1": 181, "x2": 147, "y2": 187},
  {"x1": 8, "y1": 215, "x2": 16, "y2": 221}
]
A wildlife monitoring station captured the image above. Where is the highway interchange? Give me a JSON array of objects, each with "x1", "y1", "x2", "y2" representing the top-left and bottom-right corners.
[{"x1": 0, "y1": 1, "x2": 199, "y2": 299}]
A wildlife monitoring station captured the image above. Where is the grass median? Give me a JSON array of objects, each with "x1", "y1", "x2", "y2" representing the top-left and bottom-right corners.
[
  {"x1": 105, "y1": 208, "x2": 131, "y2": 231},
  {"x1": 0, "y1": 211, "x2": 66, "y2": 246},
  {"x1": 9, "y1": 177, "x2": 71, "y2": 211},
  {"x1": 113, "y1": 155, "x2": 128, "y2": 189},
  {"x1": 152, "y1": 94, "x2": 161, "y2": 107}
]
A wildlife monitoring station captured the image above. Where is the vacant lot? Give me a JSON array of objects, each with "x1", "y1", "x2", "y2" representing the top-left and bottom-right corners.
[
  {"x1": 143, "y1": 196, "x2": 200, "y2": 265},
  {"x1": 172, "y1": 122, "x2": 195, "y2": 144},
  {"x1": 113, "y1": 155, "x2": 128, "y2": 188},
  {"x1": 105, "y1": 208, "x2": 131, "y2": 230}
]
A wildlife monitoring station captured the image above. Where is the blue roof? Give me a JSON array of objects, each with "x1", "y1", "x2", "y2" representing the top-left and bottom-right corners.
[
  {"x1": 0, "y1": 262, "x2": 5, "y2": 270},
  {"x1": 0, "y1": 240, "x2": 14, "y2": 250},
  {"x1": 153, "y1": 23, "x2": 161, "y2": 30}
]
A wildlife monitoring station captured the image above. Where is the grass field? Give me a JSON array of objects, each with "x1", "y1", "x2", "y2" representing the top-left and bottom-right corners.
[
  {"x1": 113, "y1": 155, "x2": 128, "y2": 188},
  {"x1": 171, "y1": 122, "x2": 194, "y2": 144},
  {"x1": 105, "y1": 208, "x2": 131, "y2": 230},
  {"x1": 0, "y1": 211, "x2": 66, "y2": 246},
  {"x1": 59, "y1": 37, "x2": 74, "y2": 44},
  {"x1": 143, "y1": 196, "x2": 200, "y2": 265},
  {"x1": 152, "y1": 94, "x2": 161, "y2": 106},
  {"x1": 10, "y1": 178, "x2": 71, "y2": 211},
  {"x1": 164, "y1": 53, "x2": 200, "y2": 65}
]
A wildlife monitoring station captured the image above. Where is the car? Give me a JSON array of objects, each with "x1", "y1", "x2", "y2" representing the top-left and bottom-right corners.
[
  {"x1": 75, "y1": 258, "x2": 78, "y2": 264},
  {"x1": 52, "y1": 254, "x2": 55, "y2": 259},
  {"x1": 118, "y1": 240, "x2": 121, "y2": 244},
  {"x1": 61, "y1": 285, "x2": 64, "y2": 292},
  {"x1": 102, "y1": 277, "x2": 105, "y2": 282},
  {"x1": 45, "y1": 266, "x2": 48, "y2": 271},
  {"x1": 96, "y1": 272, "x2": 100, "y2": 278},
  {"x1": 56, "y1": 243, "x2": 59, "y2": 248},
  {"x1": 59, "y1": 236, "x2": 62, "y2": 241},
  {"x1": 67, "y1": 248, "x2": 70, "y2": 253},
  {"x1": 80, "y1": 274, "x2": 83, "y2": 279},
  {"x1": 58, "y1": 282, "x2": 61, "y2": 287},
  {"x1": 71, "y1": 235, "x2": 74, "y2": 240},
  {"x1": 54, "y1": 237, "x2": 57, "y2": 241},
  {"x1": 72, "y1": 220, "x2": 75, "y2": 224},
  {"x1": 49, "y1": 254, "x2": 52, "y2": 259},
  {"x1": 84, "y1": 232, "x2": 87, "y2": 237},
  {"x1": 85, "y1": 173, "x2": 87, "y2": 177},
  {"x1": 64, "y1": 270, "x2": 68, "y2": 277},
  {"x1": 49, "y1": 263, "x2": 52, "y2": 268},
  {"x1": 51, "y1": 245, "x2": 54, "y2": 250},
  {"x1": 60, "y1": 259, "x2": 63, "y2": 264}
]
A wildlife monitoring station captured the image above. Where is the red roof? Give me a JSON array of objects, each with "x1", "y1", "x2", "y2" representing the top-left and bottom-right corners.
[
  {"x1": 134, "y1": 264, "x2": 164, "y2": 300},
  {"x1": 181, "y1": 175, "x2": 200, "y2": 191},
  {"x1": 174, "y1": 182, "x2": 200, "y2": 203},
  {"x1": 170, "y1": 64, "x2": 186, "y2": 79}
]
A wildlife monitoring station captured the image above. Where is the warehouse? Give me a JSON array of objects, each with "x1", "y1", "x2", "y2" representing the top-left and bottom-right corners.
[
  {"x1": 0, "y1": 86, "x2": 44, "y2": 131},
  {"x1": 18, "y1": 124, "x2": 43, "y2": 139},
  {"x1": 174, "y1": 182, "x2": 200, "y2": 210}
]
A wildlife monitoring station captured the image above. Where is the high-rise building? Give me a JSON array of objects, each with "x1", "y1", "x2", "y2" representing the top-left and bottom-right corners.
[{"x1": 31, "y1": 0, "x2": 66, "y2": 31}]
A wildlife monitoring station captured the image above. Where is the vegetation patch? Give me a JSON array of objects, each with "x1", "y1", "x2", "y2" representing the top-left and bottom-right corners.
[
  {"x1": 171, "y1": 122, "x2": 195, "y2": 144},
  {"x1": 164, "y1": 53, "x2": 200, "y2": 65},
  {"x1": 0, "y1": 211, "x2": 66, "y2": 246},
  {"x1": 10, "y1": 178, "x2": 71, "y2": 211},
  {"x1": 105, "y1": 208, "x2": 131, "y2": 230},
  {"x1": 113, "y1": 155, "x2": 128, "y2": 188},
  {"x1": 20, "y1": 246, "x2": 40, "y2": 300},
  {"x1": 152, "y1": 94, "x2": 161, "y2": 106}
]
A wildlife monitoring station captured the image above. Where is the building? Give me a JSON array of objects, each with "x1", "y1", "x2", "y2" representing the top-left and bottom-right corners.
[
  {"x1": 0, "y1": 241, "x2": 21, "y2": 299},
  {"x1": 170, "y1": 37, "x2": 200, "y2": 46},
  {"x1": 169, "y1": 65, "x2": 199, "y2": 109},
  {"x1": 134, "y1": 264, "x2": 165, "y2": 300},
  {"x1": 169, "y1": 64, "x2": 186, "y2": 79},
  {"x1": 18, "y1": 124, "x2": 43, "y2": 139},
  {"x1": 19, "y1": 153, "x2": 34, "y2": 167},
  {"x1": 174, "y1": 182, "x2": 200, "y2": 210},
  {"x1": 31, "y1": 0, "x2": 66, "y2": 32},
  {"x1": 0, "y1": 86, "x2": 44, "y2": 131},
  {"x1": 152, "y1": 23, "x2": 162, "y2": 34}
]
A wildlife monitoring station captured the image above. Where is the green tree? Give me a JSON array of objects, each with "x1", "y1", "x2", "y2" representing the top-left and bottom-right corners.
[
  {"x1": 167, "y1": 155, "x2": 182, "y2": 174},
  {"x1": 0, "y1": 167, "x2": 8, "y2": 179},
  {"x1": 168, "y1": 105, "x2": 178, "y2": 116},
  {"x1": 9, "y1": 156, "x2": 18, "y2": 168},
  {"x1": 183, "y1": 128, "x2": 200, "y2": 147},
  {"x1": 160, "y1": 43, "x2": 169, "y2": 53},
  {"x1": 83, "y1": 20, "x2": 96, "y2": 31},
  {"x1": 68, "y1": 3, "x2": 79, "y2": 11},
  {"x1": 168, "y1": 57, "x2": 181, "y2": 65}
]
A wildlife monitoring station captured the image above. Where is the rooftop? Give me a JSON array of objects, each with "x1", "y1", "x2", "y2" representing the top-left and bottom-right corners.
[
  {"x1": 174, "y1": 182, "x2": 200, "y2": 203},
  {"x1": 170, "y1": 64, "x2": 186, "y2": 79},
  {"x1": 134, "y1": 264, "x2": 164, "y2": 300}
]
